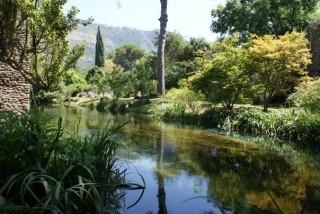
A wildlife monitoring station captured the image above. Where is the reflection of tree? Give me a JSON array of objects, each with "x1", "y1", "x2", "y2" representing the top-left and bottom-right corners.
[
  {"x1": 184, "y1": 147, "x2": 312, "y2": 214},
  {"x1": 156, "y1": 124, "x2": 168, "y2": 214}
]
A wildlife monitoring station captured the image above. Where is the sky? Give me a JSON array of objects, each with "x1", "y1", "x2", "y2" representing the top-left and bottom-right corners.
[{"x1": 64, "y1": 0, "x2": 225, "y2": 41}]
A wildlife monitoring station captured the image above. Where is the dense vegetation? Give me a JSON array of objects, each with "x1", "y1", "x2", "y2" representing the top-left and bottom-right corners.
[
  {"x1": 2, "y1": 0, "x2": 320, "y2": 142},
  {"x1": 2, "y1": 0, "x2": 320, "y2": 212},
  {"x1": 0, "y1": 112, "x2": 143, "y2": 213}
]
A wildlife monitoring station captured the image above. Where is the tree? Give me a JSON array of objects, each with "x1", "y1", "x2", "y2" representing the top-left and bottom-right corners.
[
  {"x1": 115, "y1": 0, "x2": 168, "y2": 95},
  {"x1": 85, "y1": 66, "x2": 104, "y2": 84},
  {"x1": 186, "y1": 36, "x2": 251, "y2": 110},
  {"x1": 112, "y1": 44, "x2": 145, "y2": 71},
  {"x1": 99, "y1": 68, "x2": 133, "y2": 100},
  {"x1": 166, "y1": 61, "x2": 197, "y2": 89},
  {"x1": 158, "y1": 31, "x2": 188, "y2": 63},
  {"x1": 211, "y1": 0, "x2": 320, "y2": 39},
  {"x1": 0, "y1": 0, "x2": 90, "y2": 92},
  {"x1": 154, "y1": 33, "x2": 208, "y2": 89},
  {"x1": 131, "y1": 55, "x2": 158, "y2": 97},
  {"x1": 95, "y1": 26, "x2": 105, "y2": 67},
  {"x1": 157, "y1": 0, "x2": 168, "y2": 95},
  {"x1": 248, "y1": 32, "x2": 311, "y2": 111},
  {"x1": 34, "y1": 43, "x2": 85, "y2": 92}
]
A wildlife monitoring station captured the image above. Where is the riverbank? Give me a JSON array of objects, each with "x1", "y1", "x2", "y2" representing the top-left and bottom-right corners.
[
  {"x1": 153, "y1": 104, "x2": 320, "y2": 144},
  {"x1": 59, "y1": 97, "x2": 320, "y2": 145},
  {"x1": 35, "y1": 105, "x2": 320, "y2": 213}
]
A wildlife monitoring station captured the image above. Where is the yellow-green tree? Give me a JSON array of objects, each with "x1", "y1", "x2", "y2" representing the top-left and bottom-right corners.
[
  {"x1": 248, "y1": 32, "x2": 311, "y2": 111},
  {"x1": 185, "y1": 36, "x2": 251, "y2": 110}
]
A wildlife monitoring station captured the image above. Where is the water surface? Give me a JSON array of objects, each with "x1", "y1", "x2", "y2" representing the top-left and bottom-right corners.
[{"x1": 42, "y1": 106, "x2": 320, "y2": 214}]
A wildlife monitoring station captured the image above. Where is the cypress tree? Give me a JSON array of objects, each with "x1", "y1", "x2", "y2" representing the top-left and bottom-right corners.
[{"x1": 95, "y1": 26, "x2": 105, "y2": 67}]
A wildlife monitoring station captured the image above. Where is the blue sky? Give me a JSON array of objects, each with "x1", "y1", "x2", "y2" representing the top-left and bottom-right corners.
[{"x1": 64, "y1": 0, "x2": 225, "y2": 41}]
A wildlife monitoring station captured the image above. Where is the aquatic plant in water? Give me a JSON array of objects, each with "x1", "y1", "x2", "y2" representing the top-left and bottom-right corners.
[{"x1": 0, "y1": 112, "x2": 144, "y2": 213}]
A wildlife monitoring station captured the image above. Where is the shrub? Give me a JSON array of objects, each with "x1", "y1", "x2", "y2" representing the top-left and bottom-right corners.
[
  {"x1": 288, "y1": 79, "x2": 320, "y2": 113},
  {"x1": 35, "y1": 90, "x2": 60, "y2": 105},
  {"x1": 153, "y1": 103, "x2": 186, "y2": 123},
  {"x1": 64, "y1": 69, "x2": 86, "y2": 86},
  {"x1": 62, "y1": 83, "x2": 93, "y2": 98},
  {"x1": 165, "y1": 88, "x2": 204, "y2": 114}
]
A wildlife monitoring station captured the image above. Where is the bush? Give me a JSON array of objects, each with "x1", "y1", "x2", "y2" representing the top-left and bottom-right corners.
[
  {"x1": 0, "y1": 112, "x2": 143, "y2": 213},
  {"x1": 35, "y1": 90, "x2": 60, "y2": 105},
  {"x1": 165, "y1": 88, "x2": 204, "y2": 114},
  {"x1": 222, "y1": 109, "x2": 320, "y2": 143},
  {"x1": 152, "y1": 104, "x2": 320, "y2": 144},
  {"x1": 288, "y1": 79, "x2": 320, "y2": 113},
  {"x1": 62, "y1": 83, "x2": 93, "y2": 98},
  {"x1": 64, "y1": 69, "x2": 86, "y2": 86}
]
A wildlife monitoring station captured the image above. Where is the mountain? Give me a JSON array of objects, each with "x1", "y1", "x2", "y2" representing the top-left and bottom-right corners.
[{"x1": 67, "y1": 24, "x2": 158, "y2": 68}]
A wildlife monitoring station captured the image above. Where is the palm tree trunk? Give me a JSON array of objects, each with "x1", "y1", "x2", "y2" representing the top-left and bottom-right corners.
[{"x1": 157, "y1": 0, "x2": 168, "y2": 96}]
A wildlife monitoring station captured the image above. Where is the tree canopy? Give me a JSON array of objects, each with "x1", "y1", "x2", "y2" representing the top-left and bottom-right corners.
[
  {"x1": 211, "y1": 0, "x2": 320, "y2": 39},
  {"x1": 185, "y1": 35, "x2": 251, "y2": 109},
  {"x1": 248, "y1": 32, "x2": 311, "y2": 111},
  {"x1": 0, "y1": 0, "x2": 90, "y2": 92},
  {"x1": 112, "y1": 44, "x2": 145, "y2": 71}
]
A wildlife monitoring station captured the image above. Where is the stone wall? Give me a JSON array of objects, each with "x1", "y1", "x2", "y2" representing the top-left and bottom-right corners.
[{"x1": 0, "y1": 61, "x2": 30, "y2": 112}]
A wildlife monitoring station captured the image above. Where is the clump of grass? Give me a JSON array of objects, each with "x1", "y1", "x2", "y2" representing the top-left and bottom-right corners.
[
  {"x1": 152, "y1": 104, "x2": 320, "y2": 144},
  {"x1": 0, "y1": 112, "x2": 144, "y2": 213},
  {"x1": 221, "y1": 109, "x2": 320, "y2": 143}
]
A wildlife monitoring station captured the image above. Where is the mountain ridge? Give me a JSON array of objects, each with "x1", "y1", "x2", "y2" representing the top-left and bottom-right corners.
[{"x1": 68, "y1": 23, "x2": 158, "y2": 68}]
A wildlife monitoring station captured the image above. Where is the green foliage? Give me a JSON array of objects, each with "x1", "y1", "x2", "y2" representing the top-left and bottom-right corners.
[
  {"x1": 166, "y1": 61, "x2": 197, "y2": 89},
  {"x1": 165, "y1": 88, "x2": 204, "y2": 114},
  {"x1": 0, "y1": 0, "x2": 88, "y2": 93},
  {"x1": 131, "y1": 55, "x2": 157, "y2": 97},
  {"x1": 186, "y1": 35, "x2": 251, "y2": 110},
  {"x1": 85, "y1": 66, "x2": 104, "y2": 84},
  {"x1": 248, "y1": 32, "x2": 311, "y2": 111},
  {"x1": 223, "y1": 109, "x2": 320, "y2": 142},
  {"x1": 95, "y1": 26, "x2": 105, "y2": 67},
  {"x1": 64, "y1": 68, "x2": 86, "y2": 86},
  {"x1": 155, "y1": 32, "x2": 209, "y2": 64},
  {"x1": 153, "y1": 103, "x2": 186, "y2": 123},
  {"x1": 61, "y1": 83, "x2": 93, "y2": 98},
  {"x1": 154, "y1": 33, "x2": 209, "y2": 90},
  {"x1": 162, "y1": 32, "x2": 189, "y2": 63},
  {"x1": 34, "y1": 43, "x2": 85, "y2": 92},
  {"x1": 211, "y1": 0, "x2": 320, "y2": 39},
  {"x1": 99, "y1": 69, "x2": 134, "y2": 100},
  {"x1": 112, "y1": 44, "x2": 145, "y2": 71},
  {"x1": 36, "y1": 90, "x2": 60, "y2": 105},
  {"x1": 153, "y1": 104, "x2": 320, "y2": 143},
  {"x1": 0, "y1": 112, "x2": 143, "y2": 213},
  {"x1": 288, "y1": 79, "x2": 320, "y2": 113}
]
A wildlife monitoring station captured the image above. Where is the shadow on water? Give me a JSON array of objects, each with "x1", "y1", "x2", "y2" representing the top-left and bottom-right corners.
[{"x1": 40, "y1": 106, "x2": 320, "y2": 214}]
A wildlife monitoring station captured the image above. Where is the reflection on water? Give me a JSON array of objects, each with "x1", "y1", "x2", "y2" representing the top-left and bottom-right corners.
[{"x1": 41, "y1": 106, "x2": 320, "y2": 214}]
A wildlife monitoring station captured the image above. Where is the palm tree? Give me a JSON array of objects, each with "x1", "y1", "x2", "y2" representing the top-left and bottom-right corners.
[{"x1": 157, "y1": 0, "x2": 168, "y2": 95}]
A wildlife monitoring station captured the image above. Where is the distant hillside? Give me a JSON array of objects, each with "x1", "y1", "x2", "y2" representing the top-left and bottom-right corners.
[{"x1": 67, "y1": 24, "x2": 158, "y2": 68}]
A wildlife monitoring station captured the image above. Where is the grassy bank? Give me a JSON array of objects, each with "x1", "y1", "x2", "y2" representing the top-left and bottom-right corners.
[
  {"x1": 151, "y1": 103, "x2": 320, "y2": 144},
  {"x1": 62, "y1": 96, "x2": 320, "y2": 144}
]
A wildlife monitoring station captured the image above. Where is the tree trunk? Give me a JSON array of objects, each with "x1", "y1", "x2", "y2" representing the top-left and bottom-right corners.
[
  {"x1": 263, "y1": 90, "x2": 269, "y2": 112},
  {"x1": 157, "y1": 0, "x2": 168, "y2": 96}
]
